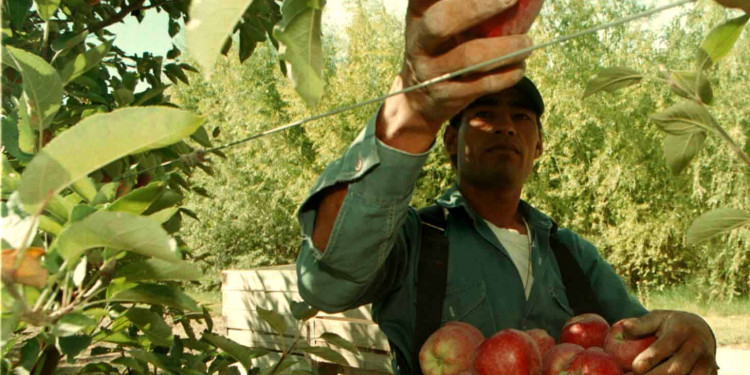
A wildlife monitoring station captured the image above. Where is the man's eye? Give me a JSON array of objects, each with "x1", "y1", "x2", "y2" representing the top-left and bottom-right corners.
[
  {"x1": 474, "y1": 111, "x2": 494, "y2": 119},
  {"x1": 513, "y1": 113, "x2": 532, "y2": 122}
]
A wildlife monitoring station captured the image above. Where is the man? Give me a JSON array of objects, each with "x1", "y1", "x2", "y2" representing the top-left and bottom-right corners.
[{"x1": 296, "y1": 0, "x2": 722, "y2": 374}]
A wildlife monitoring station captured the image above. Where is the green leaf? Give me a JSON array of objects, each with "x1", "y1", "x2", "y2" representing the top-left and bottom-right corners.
[
  {"x1": 15, "y1": 98, "x2": 36, "y2": 155},
  {"x1": 298, "y1": 346, "x2": 348, "y2": 366},
  {"x1": 273, "y1": 0, "x2": 325, "y2": 107},
  {"x1": 53, "y1": 210, "x2": 179, "y2": 263},
  {"x1": 2, "y1": 45, "x2": 63, "y2": 130},
  {"x1": 186, "y1": 0, "x2": 255, "y2": 76},
  {"x1": 39, "y1": 214, "x2": 63, "y2": 235},
  {"x1": 2, "y1": 155, "x2": 21, "y2": 200},
  {"x1": 319, "y1": 332, "x2": 359, "y2": 354},
  {"x1": 663, "y1": 132, "x2": 706, "y2": 175},
  {"x1": 111, "y1": 357, "x2": 147, "y2": 373},
  {"x1": 58, "y1": 334, "x2": 91, "y2": 360},
  {"x1": 115, "y1": 258, "x2": 203, "y2": 282},
  {"x1": 290, "y1": 300, "x2": 318, "y2": 322},
  {"x1": 114, "y1": 88, "x2": 134, "y2": 106},
  {"x1": 129, "y1": 349, "x2": 182, "y2": 373},
  {"x1": 7, "y1": 0, "x2": 32, "y2": 30},
  {"x1": 133, "y1": 85, "x2": 169, "y2": 106},
  {"x1": 111, "y1": 283, "x2": 200, "y2": 311},
  {"x1": 687, "y1": 208, "x2": 750, "y2": 246},
  {"x1": 46, "y1": 193, "x2": 72, "y2": 223},
  {"x1": 239, "y1": 20, "x2": 266, "y2": 63},
  {"x1": 34, "y1": 0, "x2": 61, "y2": 21},
  {"x1": 667, "y1": 70, "x2": 713, "y2": 105},
  {"x1": 17, "y1": 106, "x2": 203, "y2": 213},
  {"x1": 59, "y1": 40, "x2": 114, "y2": 85},
  {"x1": 72, "y1": 177, "x2": 98, "y2": 203},
  {"x1": 18, "y1": 337, "x2": 40, "y2": 372},
  {"x1": 202, "y1": 332, "x2": 270, "y2": 371},
  {"x1": 52, "y1": 312, "x2": 97, "y2": 337},
  {"x1": 256, "y1": 307, "x2": 287, "y2": 335},
  {"x1": 164, "y1": 63, "x2": 189, "y2": 84},
  {"x1": 79, "y1": 362, "x2": 118, "y2": 374},
  {"x1": 1, "y1": 113, "x2": 33, "y2": 163},
  {"x1": 148, "y1": 207, "x2": 179, "y2": 224},
  {"x1": 697, "y1": 14, "x2": 749, "y2": 69},
  {"x1": 125, "y1": 308, "x2": 174, "y2": 347},
  {"x1": 95, "y1": 329, "x2": 138, "y2": 345},
  {"x1": 70, "y1": 204, "x2": 97, "y2": 222},
  {"x1": 650, "y1": 101, "x2": 718, "y2": 135},
  {"x1": 108, "y1": 182, "x2": 166, "y2": 215},
  {"x1": 582, "y1": 67, "x2": 643, "y2": 99},
  {"x1": 190, "y1": 126, "x2": 212, "y2": 148},
  {"x1": 51, "y1": 31, "x2": 90, "y2": 52}
]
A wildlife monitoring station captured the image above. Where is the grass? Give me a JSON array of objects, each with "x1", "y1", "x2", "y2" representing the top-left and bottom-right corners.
[{"x1": 637, "y1": 283, "x2": 750, "y2": 348}]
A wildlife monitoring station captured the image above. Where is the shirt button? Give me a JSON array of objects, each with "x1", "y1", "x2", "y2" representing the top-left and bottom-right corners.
[{"x1": 354, "y1": 158, "x2": 363, "y2": 172}]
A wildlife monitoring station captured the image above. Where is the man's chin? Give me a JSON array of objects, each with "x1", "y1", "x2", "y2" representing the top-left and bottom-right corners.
[{"x1": 460, "y1": 169, "x2": 520, "y2": 190}]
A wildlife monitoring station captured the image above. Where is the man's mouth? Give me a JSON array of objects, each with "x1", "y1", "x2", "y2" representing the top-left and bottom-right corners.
[{"x1": 486, "y1": 143, "x2": 521, "y2": 155}]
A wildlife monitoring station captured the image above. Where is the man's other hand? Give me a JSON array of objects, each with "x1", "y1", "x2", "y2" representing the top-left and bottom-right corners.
[
  {"x1": 622, "y1": 310, "x2": 718, "y2": 375},
  {"x1": 714, "y1": 0, "x2": 750, "y2": 13},
  {"x1": 376, "y1": 0, "x2": 534, "y2": 153}
]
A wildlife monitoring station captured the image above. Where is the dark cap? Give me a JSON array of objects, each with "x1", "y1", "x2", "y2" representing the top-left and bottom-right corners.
[{"x1": 449, "y1": 76, "x2": 544, "y2": 127}]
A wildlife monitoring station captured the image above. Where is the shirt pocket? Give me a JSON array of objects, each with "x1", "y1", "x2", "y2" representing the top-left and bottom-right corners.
[{"x1": 442, "y1": 279, "x2": 493, "y2": 331}]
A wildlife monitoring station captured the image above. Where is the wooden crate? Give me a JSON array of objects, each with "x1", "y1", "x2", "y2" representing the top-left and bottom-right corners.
[{"x1": 222, "y1": 265, "x2": 393, "y2": 374}]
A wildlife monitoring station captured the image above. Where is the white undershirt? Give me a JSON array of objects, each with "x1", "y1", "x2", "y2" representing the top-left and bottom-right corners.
[{"x1": 484, "y1": 220, "x2": 534, "y2": 299}]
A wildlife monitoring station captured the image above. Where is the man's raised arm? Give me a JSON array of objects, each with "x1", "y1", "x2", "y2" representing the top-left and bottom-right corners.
[{"x1": 310, "y1": 0, "x2": 533, "y2": 252}]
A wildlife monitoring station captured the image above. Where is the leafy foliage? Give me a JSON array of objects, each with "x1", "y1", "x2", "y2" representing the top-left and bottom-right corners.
[
  {"x1": 177, "y1": 0, "x2": 749, "y2": 300},
  {"x1": 1, "y1": 0, "x2": 361, "y2": 373}
]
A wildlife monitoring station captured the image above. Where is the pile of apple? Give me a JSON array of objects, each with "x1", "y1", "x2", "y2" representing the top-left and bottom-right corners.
[{"x1": 419, "y1": 313, "x2": 657, "y2": 375}]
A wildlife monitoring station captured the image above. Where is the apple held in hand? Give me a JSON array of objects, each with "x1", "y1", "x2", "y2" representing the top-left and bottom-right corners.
[
  {"x1": 473, "y1": 329, "x2": 542, "y2": 375},
  {"x1": 562, "y1": 348, "x2": 623, "y2": 375},
  {"x1": 474, "y1": 0, "x2": 546, "y2": 37},
  {"x1": 603, "y1": 320, "x2": 657, "y2": 371},
  {"x1": 542, "y1": 343, "x2": 584, "y2": 375},
  {"x1": 526, "y1": 328, "x2": 556, "y2": 355},
  {"x1": 419, "y1": 321, "x2": 484, "y2": 375},
  {"x1": 560, "y1": 313, "x2": 610, "y2": 349}
]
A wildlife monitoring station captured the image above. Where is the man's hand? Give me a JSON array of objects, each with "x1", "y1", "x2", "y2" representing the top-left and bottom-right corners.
[
  {"x1": 622, "y1": 310, "x2": 718, "y2": 375},
  {"x1": 714, "y1": 0, "x2": 750, "y2": 13},
  {"x1": 376, "y1": 0, "x2": 534, "y2": 153}
]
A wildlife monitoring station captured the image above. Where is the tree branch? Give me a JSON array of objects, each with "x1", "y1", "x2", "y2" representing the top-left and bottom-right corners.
[{"x1": 88, "y1": 0, "x2": 147, "y2": 35}]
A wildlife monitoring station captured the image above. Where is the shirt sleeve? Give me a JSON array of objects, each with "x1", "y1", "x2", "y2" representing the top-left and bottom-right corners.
[
  {"x1": 296, "y1": 110, "x2": 430, "y2": 313},
  {"x1": 556, "y1": 229, "x2": 649, "y2": 322}
]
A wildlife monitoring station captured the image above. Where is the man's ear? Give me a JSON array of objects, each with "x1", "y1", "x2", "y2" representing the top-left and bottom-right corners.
[
  {"x1": 444, "y1": 125, "x2": 459, "y2": 163},
  {"x1": 535, "y1": 136, "x2": 543, "y2": 159}
]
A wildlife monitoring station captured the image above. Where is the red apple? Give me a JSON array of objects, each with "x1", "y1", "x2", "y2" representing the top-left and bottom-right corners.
[
  {"x1": 526, "y1": 328, "x2": 555, "y2": 355},
  {"x1": 562, "y1": 348, "x2": 623, "y2": 375},
  {"x1": 560, "y1": 313, "x2": 610, "y2": 349},
  {"x1": 474, "y1": 0, "x2": 546, "y2": 37},
  {"x1": 473, "y1": 329, "x2": 542, "y2": 375},
  {"x1": 603, "y1": 320, "x2": 657, "y2": 371},
  {"x1": 419, "y1": 321, "x2": 484, "y2": 375},
  {"x1": 542, "y1": 343, "x2": 584, "y2": 375}
]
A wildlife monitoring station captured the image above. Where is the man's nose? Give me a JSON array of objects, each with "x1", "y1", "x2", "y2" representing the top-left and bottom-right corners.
[{"x1": 491, "y1": 112, "x2": 516, "y2": 136}]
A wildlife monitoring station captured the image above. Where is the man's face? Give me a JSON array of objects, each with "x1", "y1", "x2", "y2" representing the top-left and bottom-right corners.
[{"x1": 445, "y1": 88, "x2": 543, "y2": 190}]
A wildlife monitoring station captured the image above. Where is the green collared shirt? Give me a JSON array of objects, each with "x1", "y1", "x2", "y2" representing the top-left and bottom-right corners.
[{"x1": 297, "y1": 114, "x2": 647, "y2": 373}]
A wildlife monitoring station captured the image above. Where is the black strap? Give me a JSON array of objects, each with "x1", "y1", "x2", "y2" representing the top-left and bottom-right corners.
[
  {"x1": 404, "y1": 205, "x2": 449, "y2": 375},
  {"x1": 548, "y1": 222, "x2": 600, "y2": 315}
]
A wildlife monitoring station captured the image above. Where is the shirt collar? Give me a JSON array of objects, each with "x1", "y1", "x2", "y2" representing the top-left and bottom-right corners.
[{"x1": 435, "y1": 184, "x2": 554, "y2": 233}]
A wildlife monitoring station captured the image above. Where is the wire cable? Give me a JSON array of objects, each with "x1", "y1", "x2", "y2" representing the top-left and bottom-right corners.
[{"x1": 122, "y1": 0, "x2": 696, "y2": 179}]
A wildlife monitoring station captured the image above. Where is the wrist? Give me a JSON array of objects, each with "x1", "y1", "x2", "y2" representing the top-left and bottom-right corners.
[{"x1": 376, "y1": 76, "x2": 441, "y2": 154}]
